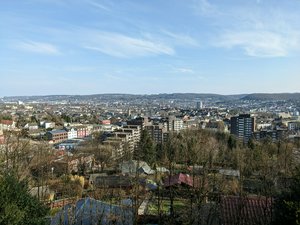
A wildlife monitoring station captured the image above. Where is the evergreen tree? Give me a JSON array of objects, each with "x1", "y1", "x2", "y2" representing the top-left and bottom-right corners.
[
  {"x1": 272, "y1": 166, "x2": 300, "y2": 225},
  {"x1": 139, "y1": 130, "x2": 156, "y2": 165},
  {"x1": 227, "y1": 134, "x2": 237, "y2": 150},
  {"x1": 0, "y1": 173, "x2": 49, "y2": 225}
]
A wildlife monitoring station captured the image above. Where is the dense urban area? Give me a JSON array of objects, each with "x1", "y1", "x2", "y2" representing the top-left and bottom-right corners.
[{"x1": 1, "y1": 93, "x2": 300, "y2": 225}]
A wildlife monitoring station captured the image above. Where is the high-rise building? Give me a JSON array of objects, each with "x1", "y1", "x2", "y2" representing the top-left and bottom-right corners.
[
  {"x1": 127, "y1": 116, "x2": 149, "y2": 130},
  {"x1": 196, "y1": 101, "x2": 203, "y2": 109},
  {"x1": 145, "y1": 124, "x2": 167, "y2": 144},
  {"x1": 168, "y1": 116, "x2": 184, "y2": 132},
  {"x1": 230, "y1": 114, "x2": 255, "y2": 143}
]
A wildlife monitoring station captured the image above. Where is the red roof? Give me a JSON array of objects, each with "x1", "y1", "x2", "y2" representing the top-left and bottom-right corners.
[
  {"x1": 101, "y1": 120, "x2": 111, "y2": 125},
  {"x1": 1, "y1": 120, "x2": 14, "y2": 125},
  {"x1": 221, "y1": 196, "x2": 273, "y2": 225},
  {"x1": 163, "y1": 173, "x2": 194, "y2": 187}
]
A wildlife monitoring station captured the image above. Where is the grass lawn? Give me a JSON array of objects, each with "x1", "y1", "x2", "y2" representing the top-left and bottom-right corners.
[{"x1": 147, "y1": 198, "x2": 186, "y2": 215}]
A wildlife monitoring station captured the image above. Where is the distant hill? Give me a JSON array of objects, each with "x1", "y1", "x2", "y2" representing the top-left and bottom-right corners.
[
  {"x1": 241, "y1": 93, "x2": 300, "y2": 101},
  {"x1": 2, "y1": 93, "x2": 234, "y2": 102},
  {"x1": 145, "y1": 93, "x2": 233, "y2": 101},
  {"x1": 2, "y1": 93, "x2": 299, "y2": 103}
]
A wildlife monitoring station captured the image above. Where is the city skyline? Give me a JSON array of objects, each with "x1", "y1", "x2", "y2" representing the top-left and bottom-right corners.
[{"x1": 1, "y1": 0, "x2": 300, "y2": 96}]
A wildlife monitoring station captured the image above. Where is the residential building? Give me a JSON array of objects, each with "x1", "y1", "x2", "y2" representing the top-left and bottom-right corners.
[
  {"x1": 220, "y1": 196, "x2": 272, "y2": 225},
  {"x1": 163, "y1": 173, "x2": 195, "y2": 188},
  {"x1": 253, "y1": 129, "x2": 287, "y2": 142},
  {"x1": 123, "y1": 125, "x2": 141, "y2": 141},
  {"x1": 57, "y1": 139, "x2": 83, "y2": 151},
  {"x1": 230, "y1": 114, "x2": 255, "y2": 143},
  {"x1": 0, "y1": 120, "x2": 16, "y2": 130},
  {"x1": 51, "y1": 198, "x2": 133, "y2": 225},
  {"x1": 168, "y1": 116, "x2": 184, "y2": 132},
  {"x1": 110, "y1": 132, "x2": 134, "y2": 152},
  {"x1": 93, "y1": 124, "x2": 118, "y2": 132},
  {"x1": 40, "y1": 121, "x2": 56, "y2": 129},
  {"x1": 145, "y1": 124, "x2": 168, "y2": 143},
  {"x1": 102, "y1": 137, "x2": 125, "y2": 159},
  {"x1": 118, "y1": 126, "x2": 141, "y2": 149},
  {"x1": 76, "y1": 125, "x2": 89, "y2": 138},
  {"x1": 127, "y1": 116, "x2": 149, "y2": 129},
  {"x1": 24, "y1": 123, "x2": 39, "y2": 130},
  {"x1": 119, "y1": 160, "x2": 154, "y2": 175},
  {"x1": 100, "y1": 119, "x2": 111, "y2": 125},
  {"x1": 196, "y1": 101, "x2": 203, "y2": 109},
  {"x1": 46, "y1": 130, "x2": 68, "y2": 143},
  {"x1": 64, "y1": 127, "x2": 77, "y2": 139},
  {"x1": 288, "y1": 121, "x2": 300, "y2": 131}
]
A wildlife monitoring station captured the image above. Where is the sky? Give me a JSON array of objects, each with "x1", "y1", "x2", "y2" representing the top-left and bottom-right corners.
[{"x1": 1, "y1": 0, "x2": 300, "y2": 96}]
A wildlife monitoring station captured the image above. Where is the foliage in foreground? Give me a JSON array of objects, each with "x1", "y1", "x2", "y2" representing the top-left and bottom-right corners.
[
  {"x1": 0, "y1": 173, "x2": 49, "y2": 225},
  {"x1": 272, "y1": 167, "x2": 300, "y2": 225}
]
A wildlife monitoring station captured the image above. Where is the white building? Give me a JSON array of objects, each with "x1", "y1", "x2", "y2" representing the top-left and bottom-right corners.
[
  {"x1": 174, "y1": 118, "x2": 184, "y2": 132},
  {"x1": 288, "y1": 122, "x2": 300, "y2": 131},
  {"x1": 66, "y1": 128, "x2": 78, "y2": 139},
  {"x1": 168, "y1": 116, "x2": 184, "y2": 132},
  {"x1": 40, "y1": 121, "x2": 55, "y2": 129}
]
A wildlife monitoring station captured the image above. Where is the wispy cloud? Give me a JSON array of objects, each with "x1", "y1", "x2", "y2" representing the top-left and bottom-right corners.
[
  {"x1": 15, "y1": 41, "x2": 60, "y2": 55},
  {"x1": 84, "y1": 31, "x2": 175, "y2": 58},
  {"x1": 197, "y1": 1, "x2": 300, "y2": 57},
  {"x1": 63, "y1": 66, "x2": 96, "y2": 73},
  {"x1": 174, "y1": 67, "x2": 195, "y2": 74},
  {"x1": 161, "y1": 30, "x2": 199, "y2": 46},
  {"x1": 216, "y1": 31, "x2": 300, "y2": 57},
  {"x1": 86, "y1": 0, "x2": 111, "y2": 11},
  {"x1": 192, "y1": 0, "x2": 219, "y2": 16}
]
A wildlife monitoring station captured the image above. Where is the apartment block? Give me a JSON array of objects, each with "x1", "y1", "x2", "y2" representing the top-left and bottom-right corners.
[{"x1": 230, "y1": 114, "x2": 255, "y2": 143}]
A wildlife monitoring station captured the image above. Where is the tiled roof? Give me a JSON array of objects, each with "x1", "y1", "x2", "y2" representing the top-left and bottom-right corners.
[
  {"x1": 219, "y1": 169, "x2": 240, "y2": 177},
  {"x1": 163, "y1": 173, "x2": 194, "y2": 187},
  {"x1": 0, "y1": 120, "x2": 14, "y2": 125},
  {"x1": 51, "y1": 197, "x2": 133, "y2": 225},
  {"x1": 221, "y1": 196, "x2": 273, "y2": 225},
  {"x1": 48, "y1": 129, "x2": 67, "y2": 134},
  {"x1": 95, "y1": 176, "x2": 132, "y2": 188}
]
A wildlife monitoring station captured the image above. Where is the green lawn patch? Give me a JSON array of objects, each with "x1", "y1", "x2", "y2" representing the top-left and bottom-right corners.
[{"x1": 147, "y1": 198, "x2": 187, "y2": 215}]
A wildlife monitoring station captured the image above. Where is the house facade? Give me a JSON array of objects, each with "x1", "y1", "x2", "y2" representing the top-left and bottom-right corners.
[
  {"x1": 76, "y1": 126, "x2": 90, "y2": 138},
  {"x1": 65, "y1": 127, "x2": 77, "y2": 139},
  {"x1": 46, "y1": 130, "x2": 68, "y2": 143},
  {"x1": 0, "y1": 120, "x2": 16, "y2": 130}
]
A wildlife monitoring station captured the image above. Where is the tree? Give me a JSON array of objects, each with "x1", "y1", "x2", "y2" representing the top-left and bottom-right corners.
[
  {"x1": 0, "y1": 114, "x2": 12, "y2": 121},
  {"x1": 1, "y1": 131, "x2": 32, "y2": 179},
  {"x1": 272, "y1": 167, "x2": 300, "y2": 225},
  {"x1": 0, "y1": 173, "x2": 49, "y2": 225},
  {"x1": 61, "y1": 114, "x2": 71, "y2": 123},
  {"x1": 139, "y1": 130, "x2": 156, "y2": 165},
  {"x1": 81, "y1": 132, "x2": 113, "y2": 172},
  {"x1": 227, "y1": 134, "x2": 237, "y2": 150}
]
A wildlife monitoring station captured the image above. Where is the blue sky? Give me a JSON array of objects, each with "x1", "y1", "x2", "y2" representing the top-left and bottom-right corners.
[{"x1": 1, "y1": 0, "x2": 300, "y2": 96}]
